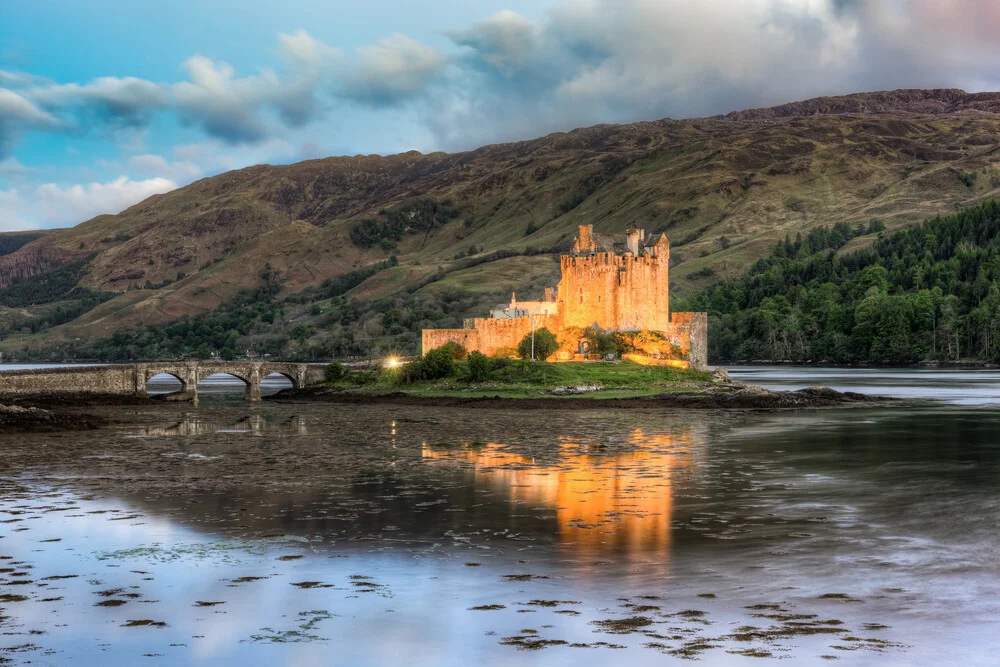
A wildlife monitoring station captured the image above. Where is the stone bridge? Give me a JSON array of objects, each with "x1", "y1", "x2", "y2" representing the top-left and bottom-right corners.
[{"x1": 0, "y1": 362, "x2": 327, "y2": 401}]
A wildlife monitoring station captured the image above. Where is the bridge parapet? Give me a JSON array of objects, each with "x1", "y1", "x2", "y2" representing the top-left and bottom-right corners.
[{"x1": 0, "y1": 361, "x2": 327, "y2": 402}]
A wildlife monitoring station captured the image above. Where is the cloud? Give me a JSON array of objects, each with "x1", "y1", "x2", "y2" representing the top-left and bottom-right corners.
[
  {"x1": 401, "y1": 0, "x2": 1000, "y2": 150},
  {"x1": 128, "y1": 154, "x2": 202, "y2": 183},
  {"x1": 29, "y1": 76, "x2": 168, "y2": 127},
  {"x1": 447, "y1": 10, "x2": 539, "y2": 78},
  {"x1": 172, "y1": 30, "x2": 347, "y2": 143},
  {"x1": 0, "y1": 88, "x2": 62, "y2": 158},
  {"x1": 7, "y1": 3, "x2": 1000, "y2": 173},
  {"x1": 339, "y1": 34, "x2": 446, "y2": 106},
  {"x1": 16, "y1": 177, "x2": 177, "y2": 229},
  {"x1": 0, "y1": 157, "x2": 34, "y2": 181},
  {"x1": 173, "y1": 56, "x2": 273, "y2": 143}
]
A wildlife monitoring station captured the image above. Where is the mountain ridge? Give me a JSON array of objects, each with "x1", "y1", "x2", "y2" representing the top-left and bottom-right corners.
[{"x1": 3, "y1": 87, "x2": 1000, "y2": 355}]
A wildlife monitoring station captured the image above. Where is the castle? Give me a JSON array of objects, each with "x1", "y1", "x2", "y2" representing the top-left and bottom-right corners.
[{"x1": 421, "y1": 225, "x2": 708, "y2": 369}]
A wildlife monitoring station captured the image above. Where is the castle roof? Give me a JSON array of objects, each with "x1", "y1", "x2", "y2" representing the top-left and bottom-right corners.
[
  {"x1": 644, "y1": 232, "x2": 668, "y2": 248},
  {"x1": 592, "y1": 233, "x2": 625, "y2": 254},
  {"x1": 571, "y1": 225, "x2": 669, "y2": 257}
]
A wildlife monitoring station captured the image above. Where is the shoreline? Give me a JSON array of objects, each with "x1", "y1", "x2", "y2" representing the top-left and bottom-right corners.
[
  {"x1": 0, "y1": 384, "x2": 897, "y2": 431},
  {"x1": 268, "y1": 384, "x2": 896, "y2": 410},
  {"x1": 723, "y1": 360, "x2": 1000, "y2": 369}
]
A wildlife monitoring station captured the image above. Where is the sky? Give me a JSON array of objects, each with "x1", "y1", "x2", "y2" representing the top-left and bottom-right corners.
[{"x1": 2, "y1": 0, "x2": 1000, "y2": 231}]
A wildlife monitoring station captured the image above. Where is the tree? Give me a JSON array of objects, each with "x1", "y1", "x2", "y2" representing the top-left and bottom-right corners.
[
  {"x1": 518, "y1": 327, "x2": 559, "y2": 361},
  {"x1": 467, "y1": 351, "x2": 493, "y2": 381},
  {"x1": 324, "y1": 361, "x2": 346, "y2": 383}
]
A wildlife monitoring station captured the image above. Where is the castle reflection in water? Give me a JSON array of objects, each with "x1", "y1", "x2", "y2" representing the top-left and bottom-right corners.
[{"x1": 421, "y1": 426, "x2": 700, "y2": 558}]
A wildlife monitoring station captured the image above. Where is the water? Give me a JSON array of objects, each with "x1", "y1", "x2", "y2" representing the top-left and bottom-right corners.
[
  {"x1": 728, "y1": 365, "x2": 1000, "y2": 405},
  {"x1": 1, "y1": 368, "x2": 999, "y2": 664}
]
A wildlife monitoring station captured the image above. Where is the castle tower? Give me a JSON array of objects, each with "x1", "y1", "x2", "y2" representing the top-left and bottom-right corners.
[{"x1": 558, "y1": 225, "x2": 670, "y2": 332}]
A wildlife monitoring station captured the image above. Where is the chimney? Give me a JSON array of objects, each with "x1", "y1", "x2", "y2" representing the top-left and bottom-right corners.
[
  {"x1": 576, "y1": 225, "x2": 594, "y2": 253},
  {"x1": 543, "y1": 286, "x2": 556, "y2": 302},
  {"x1": 625, "y1": 228, "x2": 640, "y2": 255}
]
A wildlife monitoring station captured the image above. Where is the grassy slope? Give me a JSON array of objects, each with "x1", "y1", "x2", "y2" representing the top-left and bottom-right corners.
[{"x1": 4, "y1": 91, "x2": 1000, "y2": 351}]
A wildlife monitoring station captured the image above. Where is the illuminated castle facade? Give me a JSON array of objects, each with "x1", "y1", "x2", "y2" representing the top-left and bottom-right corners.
[{"x1": 421, "y1": 225, "x2": 708, "y2": 369}]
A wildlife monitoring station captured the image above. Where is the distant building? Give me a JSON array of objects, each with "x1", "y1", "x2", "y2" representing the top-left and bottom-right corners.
[{"x1": 421, "y1": 225, "x2": 708, "y2": 369}]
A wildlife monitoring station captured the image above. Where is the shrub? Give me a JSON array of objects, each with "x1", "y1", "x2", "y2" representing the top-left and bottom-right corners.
[
  {"x1": 402, "y1": 345, "x2": 456, "y2": 382},
  {"x1": 614, "y1": 330, "x2": 668, "y2": 355},
  {"x1": 467, "y1": 351, "x2": 493, "y2": 381},
  {"x1": 324, "y1": 361, "x2": 346, "y2": 383},
  {"x1": 518, "y1": 327, "x2": 559, "y2": 361},
  {"x1": 583, "y1": 327, "x2": 618, "y2": 357},
  {"x1": 440, "y1": 340, "x2": 468, "y2": 360},
  {"x1": 422, "y1": 346, "x2": 456, "y2": 378}
]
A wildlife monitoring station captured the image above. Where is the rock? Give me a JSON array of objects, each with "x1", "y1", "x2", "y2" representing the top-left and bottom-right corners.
[
  {"x1": 711, "y1": 367, "x2": 732, "y2": 383},
  {"x1": 547, "y1": 384, "x2": 604, "y2": 396}
]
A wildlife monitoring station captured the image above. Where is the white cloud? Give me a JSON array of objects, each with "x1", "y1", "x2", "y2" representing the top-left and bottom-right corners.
[
  {"x1": 5, "y1": 177, "x2": 178, "y2": 229},
  {"x1": 339, "y1": 34, "x2": 446, "y2": 106},
  {"x1": 128, "y1": 153, "x2": 202, "y2": 182}
]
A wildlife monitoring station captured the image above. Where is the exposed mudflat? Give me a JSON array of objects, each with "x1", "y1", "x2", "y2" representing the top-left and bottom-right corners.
[
  {"x1": 3, "y1": 391, "x2": 157, "y2": 408},
  {"x1": 0, "y1": 402, "x2": 106, "y2": 432}
]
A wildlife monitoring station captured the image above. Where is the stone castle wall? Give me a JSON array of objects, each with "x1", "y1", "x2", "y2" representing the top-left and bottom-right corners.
[
  {"x1": 422, "y1": 311, "x2": 709, "y2": 370},
  {"x1": 558, "y1": 252, "x2": 669, "y2": 332},
  {"x1": 421, "y1": 314, "x2": 561, "y2": 357},
  {"x1": 666, "y1": 312, "x2": 708, "y2": 370}
]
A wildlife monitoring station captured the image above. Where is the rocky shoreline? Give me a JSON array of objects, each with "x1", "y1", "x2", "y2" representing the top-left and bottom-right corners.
[{"x1": 269, "y1": 383, "x2": 893, "y2": 410}]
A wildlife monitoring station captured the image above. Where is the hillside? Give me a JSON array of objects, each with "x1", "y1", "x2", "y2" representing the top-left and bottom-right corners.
[
  {"x1": 681, "y1": 200, "x2": 1000, "y2": 363},
  {"x1": 4, "y1": 88, "x2": 1000, "y2": 359}
]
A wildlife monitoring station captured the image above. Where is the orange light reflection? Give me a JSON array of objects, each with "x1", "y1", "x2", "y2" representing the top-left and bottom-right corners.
[{"x1": 422, "y1": 428, "x2": 694, "y2": 560}]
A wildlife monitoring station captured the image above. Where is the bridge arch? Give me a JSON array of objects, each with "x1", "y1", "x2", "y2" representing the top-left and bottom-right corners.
[
  {"x1": 262, "y1": 371, "x2": 298, "y2": 390},
  {"x1": 196, "y1": 369, "x2": 252, "y2": 386},
  {"x1": 143, "y1": 371, "x2": 187, "y2": 396}
]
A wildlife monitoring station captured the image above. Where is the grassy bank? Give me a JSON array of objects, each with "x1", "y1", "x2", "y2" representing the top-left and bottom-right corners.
[{"x1": 323, "y1": 360, "x2": 713, "y2": 399}]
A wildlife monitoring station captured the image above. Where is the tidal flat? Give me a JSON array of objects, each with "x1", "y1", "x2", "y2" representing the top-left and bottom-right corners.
[{"x1": 0, "y1": 396, "x2": 997, "y2": 665}]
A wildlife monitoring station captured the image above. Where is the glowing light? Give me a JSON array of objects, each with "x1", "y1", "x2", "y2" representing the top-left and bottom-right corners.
[{"x1": 385, "y1": 357, "x2": 400, "y2": 369}]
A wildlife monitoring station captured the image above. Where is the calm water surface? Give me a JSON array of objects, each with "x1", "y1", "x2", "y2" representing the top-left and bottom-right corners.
[{"x1": 0, "y1": 368, "x2": 998, "y2": 665}]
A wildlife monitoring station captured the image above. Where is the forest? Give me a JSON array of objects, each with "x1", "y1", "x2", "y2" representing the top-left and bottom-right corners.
[{"x1": 678, "y1": 200, "x2": 1000, "y2": 363}]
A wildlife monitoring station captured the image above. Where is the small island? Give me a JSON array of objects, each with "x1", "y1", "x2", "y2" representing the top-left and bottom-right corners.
[{"x1": 284, "y1": 350, "x2": 887, "y2": 409}]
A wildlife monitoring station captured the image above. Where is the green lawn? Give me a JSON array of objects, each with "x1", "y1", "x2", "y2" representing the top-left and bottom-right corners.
[{"x1": 326, "y1": 360, "x2": 712, "y2": 399}]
